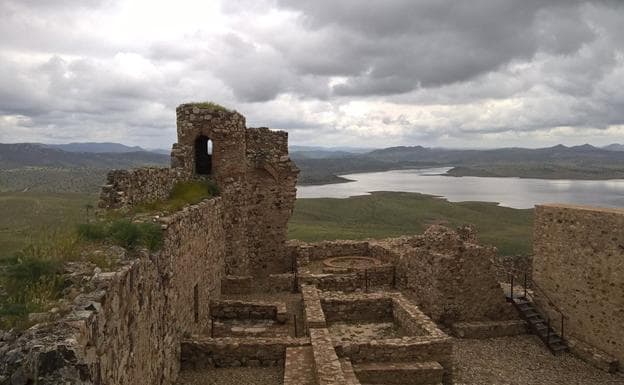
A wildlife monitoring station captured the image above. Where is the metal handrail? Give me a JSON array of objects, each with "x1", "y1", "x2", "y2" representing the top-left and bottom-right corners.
[{"x1": 493, "y1": 260, "x2": 567, "y2": 340}]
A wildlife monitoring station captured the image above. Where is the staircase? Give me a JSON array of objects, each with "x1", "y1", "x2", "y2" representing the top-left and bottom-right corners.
[{"x1": 508, "y1": 295, "x2": 568, "y2": 355}]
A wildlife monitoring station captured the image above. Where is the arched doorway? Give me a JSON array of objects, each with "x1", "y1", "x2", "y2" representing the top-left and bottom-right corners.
[{"x1": 194, "y1": 135, "x2": 212, "y2": 175}]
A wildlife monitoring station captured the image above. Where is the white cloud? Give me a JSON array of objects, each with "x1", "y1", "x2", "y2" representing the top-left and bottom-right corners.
[{"x1": 0, "y1": 0, "x2": 623, "y2": 148}]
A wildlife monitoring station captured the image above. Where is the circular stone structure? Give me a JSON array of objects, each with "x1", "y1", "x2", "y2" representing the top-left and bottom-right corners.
[{"x1": 322, "y1": 255, "x2": 384, "y2": 273}]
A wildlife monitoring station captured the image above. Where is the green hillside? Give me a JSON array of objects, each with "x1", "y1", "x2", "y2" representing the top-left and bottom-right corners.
[
  {"x1": 0, "y1": 192, "x2": 97, "y2": 258},
  {"x1": 288, "y1": 192, "x2": 533, "y2": 256}
]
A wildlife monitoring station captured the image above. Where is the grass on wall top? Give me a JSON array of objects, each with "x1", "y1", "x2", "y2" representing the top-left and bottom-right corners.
[{"x1": 188, "y1": 101, "x2": 234, "y2": 113}]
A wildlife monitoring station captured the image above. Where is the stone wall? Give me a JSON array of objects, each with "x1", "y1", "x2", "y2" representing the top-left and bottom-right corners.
[
  {"x1": 1, "y1": 198, "x2": 226, "y2": 385},
  {"x1": 100, "y1": 104, "x2": 299, "y2": 277},
  {"x1": 291, "y1": 226, "x2": 515, "y2": 324},
  {"x1": 98, "y1": 168, "x2": 189, "y2": 210},
  {"x1": 392, "y1": 226, "x2": 516, "y2": 324},
  {"x1": 244, "y1": 128, "x2": 298, "y2": 274},
  {"x1": 533, "y1": 204, "x2": 624, "y2": 365}
]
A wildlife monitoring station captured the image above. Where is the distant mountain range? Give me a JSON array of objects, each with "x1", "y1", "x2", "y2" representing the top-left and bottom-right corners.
[
  {"x1": 294, "y1": 143, "x2": 624, "y2": 184},
  {"x1": 0, "y1": 143, "x2": 169, "y2": 169},
  {"x1": 1, "y1": 142, "x2": 624, "y2": 191}
]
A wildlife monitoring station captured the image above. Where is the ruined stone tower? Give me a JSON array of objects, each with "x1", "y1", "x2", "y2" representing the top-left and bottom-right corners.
[
  {"x1": 101, "y1": 103, "x2": 299, "y2": 276},
  {"x1": 171, "y1": 104, "x2": 299, "y2": 275}
]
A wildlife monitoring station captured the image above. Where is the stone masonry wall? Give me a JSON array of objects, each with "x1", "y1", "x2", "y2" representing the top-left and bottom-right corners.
[
  {"x1": 98, "y1": 168, "x2": 189, "y2": 210},
  {"x1": 98, "y1": 104, "x2": 298, "y2": 277},
  {"x1": 174, "y1": 105, "x2": 250, "y2": 275},
  {"x1": 533, "y1": 204, "x2": 624, "y2": 364},
  {"x1": 1, "y1": 198, "x2": 226, "y2": 385},
  {"x1": 85, "y1": 197, "x2": 225, "y2": 384},
  {"x1": 393, "y1": 226, "x2": 517, "y2": 325},
  {"x1": 245, "y1": 128, "x2": 298, "y2": 274}
]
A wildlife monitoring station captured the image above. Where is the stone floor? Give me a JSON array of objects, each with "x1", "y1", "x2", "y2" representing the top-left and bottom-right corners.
[
  {"x1": 176, "y1": 367, "x2": 284, "y2": 385},
  {"x1": 328, "y1": 321, "x2": 407, "y2": 343},
  {"x1": 453, "y1": 335, "x2": 624, "y2": 385}
]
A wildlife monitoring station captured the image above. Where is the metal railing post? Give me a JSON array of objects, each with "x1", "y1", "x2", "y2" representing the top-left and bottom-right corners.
[
  {"x1": 293, "y1": 314, "x2": 297, "y2": 337},
  {"x1": 546, "y1": 318, "x2": 551, "y2": 346},
  {"x1": 523, "y1": 273, "x2": 527, "y2": 299},
  {"x1": 560, "y1": 313, "x2": 564, "y2": 340},
  {"x1": 510, "y1": 274, "x2": 514, "y2": 300},
  {"x1": 211, "y1": 317, "x2": 214, "y2": 338},
  {"x1": 364, "y1": 269, "x2": 369, "y2": 293}
]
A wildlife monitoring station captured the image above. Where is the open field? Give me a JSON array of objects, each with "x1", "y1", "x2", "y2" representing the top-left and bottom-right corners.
[
  {"x1": 288, "y1": 191, "x2": 534, "y2": 256},
  {"x1": 0, "y1": 191, "x2": 533, "y2": 258},
  {"x1": 0, "y1": 192, "x2": 97, "y2": 258}
]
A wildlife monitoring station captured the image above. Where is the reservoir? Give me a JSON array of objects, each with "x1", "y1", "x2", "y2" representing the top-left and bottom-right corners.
[{"x1": 296, "y1": 167, "x2": 624, "y2": 209}]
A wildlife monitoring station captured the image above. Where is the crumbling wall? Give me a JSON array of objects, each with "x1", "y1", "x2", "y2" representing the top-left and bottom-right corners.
[
  {"x1": 98, "y1": 168, "x2": 189, "y2": 210},
  {"x1": 290, "y1": 227, "x2": 515, "y2": 324},
  {"x1": 174, "y1": 105, "x2": 250, "y2": 275},
  {"x1": 394, "y1": 226, "x2": 516, "y2": 324},
  {"x1": 1, "y1": 198, "x2": 226, "y2": 385},
  {"x1": 533, "y1": 204, "x2": 624, "y2": 365}
]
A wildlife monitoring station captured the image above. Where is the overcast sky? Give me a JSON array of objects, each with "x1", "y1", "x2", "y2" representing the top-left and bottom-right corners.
[{"x1": 1, "y1": 0, "x2": 623, "y2": 149}]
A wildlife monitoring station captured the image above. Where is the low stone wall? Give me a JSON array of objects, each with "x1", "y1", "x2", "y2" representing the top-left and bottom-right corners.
[
  {"x1": 301, "y1": 285, "x2": 326, "y2": 330},
  {"x1": 180, "y1": 336, "x2": 308, "y2": 369},
  {"x1": 210, "y1": 300, "x2": 287, "y2": 322},
  {"x1": 293, "y1": 240, "x2": 370, "y2": 262},
  {"x1": 98, "y1": 167, "x2": 189, "y2": 209},
  {"x1": 320, "y1": 292, "x2": 393, "y2": 323},
  {"x1": 310, "y1": 328, "x2": 359, "y2": 385},
  {"x1": 334, "y1": 337, "x2": 453, "y2": 384},
  {"x1": 391, "y1": 294, "x2": 444, "y2": 337}
]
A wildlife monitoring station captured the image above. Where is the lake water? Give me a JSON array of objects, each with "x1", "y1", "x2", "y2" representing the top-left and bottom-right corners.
[{"x1": 296, "y1": 167, "x2": 624, "y2": 209}]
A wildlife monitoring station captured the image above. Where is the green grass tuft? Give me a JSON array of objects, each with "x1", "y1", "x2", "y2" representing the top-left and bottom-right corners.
[
  {"x1": 188, "y1": 102, "x2": 233, "y2": 113},
  {"x1": 133, "y1": 180, "x2": 218, "y2": 215}
]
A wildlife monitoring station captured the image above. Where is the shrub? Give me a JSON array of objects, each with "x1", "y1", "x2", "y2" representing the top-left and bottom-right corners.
[
  {"x1": 137, "y1": 222, "x2": 163, "y2": 251},
  {"x1": 2, "y1": 255, "x2": 64, "y2": 305},
  {"x1": 77, "y1": 222, "x2": 108, "y2": 241},
  {"x1": 108, "y1": 220, "x2": 141, "y2": 249},
  {"x1": 0, "y1": 303, "x2": 35, "y2": 330}
]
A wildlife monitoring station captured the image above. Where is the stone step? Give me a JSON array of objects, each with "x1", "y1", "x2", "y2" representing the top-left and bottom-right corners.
[
  {"x1": 284, "y1": 346, "x2": 316, "y2": 385},
  {"x1": 353, "y1": 361, "x2": 444, "y2": 385}
]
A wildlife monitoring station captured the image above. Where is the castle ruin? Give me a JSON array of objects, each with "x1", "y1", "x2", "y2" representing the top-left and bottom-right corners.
[{"x1": 1, "y1": 104, "x2": 622, "y2": 385}]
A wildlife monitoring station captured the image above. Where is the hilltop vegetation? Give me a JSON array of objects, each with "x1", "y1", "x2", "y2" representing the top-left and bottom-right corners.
[{"x1": 289, "y1": 192, "x2": 533, "y2": 256}]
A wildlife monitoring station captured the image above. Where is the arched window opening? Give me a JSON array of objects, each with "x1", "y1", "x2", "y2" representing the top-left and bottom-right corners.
[{"x1": 194, "y1": 135, "x2": 212, "y2": 175}]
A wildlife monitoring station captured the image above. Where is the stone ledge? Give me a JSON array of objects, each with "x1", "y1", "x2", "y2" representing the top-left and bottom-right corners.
[
  {"x1": 451, "y1": 320, "x2": 528, "y2": 339},
  {"x1": 209, "y1": 299, "x2": 287, "y2": 323},
  {"x1": 353, "y1": 361, "x2": 444, "y2": 385},
  {"x1": 301, "y1": 285, "x2": 327, "y2": 329},
  {"x1": 180, "y1": 336, "x2": 309, "y2": 369},
  {"x1": 310, "y1": 328, "x2": 353, "y2": 385},
  {"x1": 567, "y1": 336, "x2": 620, "y2": 373}
]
